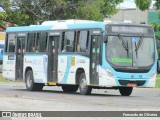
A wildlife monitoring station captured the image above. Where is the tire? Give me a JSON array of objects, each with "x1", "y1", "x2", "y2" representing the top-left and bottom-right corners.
[
  {"x1": 119, "y1": 87, "x2": 133, "y2": 96},
  {"x1": 61, "y1": 85, "x2": 78, "y2": 93},
  {"x1": 25, "y1": 70, "x2": 44, "y2": 91},
  {"x1": 79, "y1": 73, "x2": 92, "y2": 95}
]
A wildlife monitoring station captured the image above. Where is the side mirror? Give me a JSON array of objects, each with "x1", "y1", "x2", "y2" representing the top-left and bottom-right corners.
[{"x1": 104, "y1": 35, "x2": 108, "y2": 43}]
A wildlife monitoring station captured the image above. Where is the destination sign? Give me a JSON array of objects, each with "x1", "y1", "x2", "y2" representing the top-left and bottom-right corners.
[{"x1": 106, "y1": 25, "x2": 154, "y2": 36}]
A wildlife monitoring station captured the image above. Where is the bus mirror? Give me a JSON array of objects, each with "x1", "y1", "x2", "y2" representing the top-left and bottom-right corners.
[{"x1": 104, "y1": 35, "x2": 108, "y2": 43}]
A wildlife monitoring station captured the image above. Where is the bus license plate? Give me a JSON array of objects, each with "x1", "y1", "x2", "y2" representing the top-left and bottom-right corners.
[{"x1": 127, "y1": 83, "x2": 137, "y2": 87}]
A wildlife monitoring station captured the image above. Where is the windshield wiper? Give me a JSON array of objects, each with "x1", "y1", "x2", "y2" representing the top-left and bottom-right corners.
[
  {"x1": 135, "y1": 35, "x2": 144, "y2": 52},
  {"x1": 118, "y1": 34, "x2": 129, "y2": 57},
  {"x1": 135, "y1": 35, "x2": 144, "y2": 58}
]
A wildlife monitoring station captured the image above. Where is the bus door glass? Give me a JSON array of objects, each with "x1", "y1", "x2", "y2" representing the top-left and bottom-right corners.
[
  {"x1": 90, "y1": 30, "x2": 102, "y2": 85},
  {"x1": 16, "y1": 34, "x2": 26, "y2": 80},
  {"x1": 48, "y1": 33, "x2": 60, "y2": 82}
]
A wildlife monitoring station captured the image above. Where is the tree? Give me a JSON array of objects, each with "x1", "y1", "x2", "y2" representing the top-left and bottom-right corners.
[
  {"x1": 150, "y1": 0, "x2": 160, "y2": 40},
  {"x1": 0, "y1": 0, "x2": 30, "y2": 28},
  {"x1": 0, "y1": 0, "x2": 123, "y2": 27},
  {"x1": 74, "y1": 0, "x2": 123, "y2": 21},
  {"x1": 134, "y1": 0, "x2": 151, "y2": 11},
  {"x1": 153, "y1": 0, "x2": 160, "y2": 10}
]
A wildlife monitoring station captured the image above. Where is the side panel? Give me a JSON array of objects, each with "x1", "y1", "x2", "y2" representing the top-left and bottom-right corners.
[
  {"x1": 58, "y1": 55, "x2": 68, "y2": 83},
  {"x1": 3, "y1": 54, "x2": 16, "y2": 80},
  {"x1": 23, "y1": 54, "x2": 48, "y2": 83},
  {"x1": 58, "y1": 55, "x2": 90, "y2": 85}
]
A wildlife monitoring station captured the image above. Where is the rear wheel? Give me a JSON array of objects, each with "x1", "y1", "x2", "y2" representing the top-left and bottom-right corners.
[
  {"x1": 25, "y1": 70, "x2": 44, "y2": 91},
  {"x1": 79, "y1": 73, "x2": 92, "y2": 95},
  {"x1": 119, "y1": 87, "x2": 133, "y2": 96},
  {"x1": 62, "y1": 85, "x2": 78, "y2": 93}
]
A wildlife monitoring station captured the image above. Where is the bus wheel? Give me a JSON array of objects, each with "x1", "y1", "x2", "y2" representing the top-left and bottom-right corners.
[
  {"x1": 79, "y1": 73, "x2": 92, "y2": 95},
  {"x1": 25, "y1": 70, "x2": 44, "y2": 91},
  {"x1": 61, "y1": 85, "x2": 78, "y2": 93},
  {"x1": 119, "y1": 87, "x2": 133, "y2": 96}
]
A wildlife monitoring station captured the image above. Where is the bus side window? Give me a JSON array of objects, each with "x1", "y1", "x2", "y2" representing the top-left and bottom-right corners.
[
  {"x1": 6, "y1": 34, "x2": 16, "y2": 53},
  {"x1": 62, "y1": 31, "x2": 75, "y2": 52},
  {"x1": 76, "y1": 31, "x2": 89, "y2": 52},
  {"x1": 27, "y1": 33, "x2": 36, "y2": 52},
  {"x1": 38, "y1": 32, "x2": 48, "y2": 52}
]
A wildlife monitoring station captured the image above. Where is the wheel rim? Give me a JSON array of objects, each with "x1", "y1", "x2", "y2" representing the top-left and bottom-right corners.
[
  {"x1": 80, "y1": 77, "x2": 87, "y2": 91},
  {"x1": 26, "y1": 74, "x2": 33, "y2": 88}
]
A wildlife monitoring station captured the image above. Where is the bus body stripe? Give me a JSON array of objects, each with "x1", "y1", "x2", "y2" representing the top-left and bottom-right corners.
[{"x1": 63, "y1": 56, "x2": 71, "y2": 83}]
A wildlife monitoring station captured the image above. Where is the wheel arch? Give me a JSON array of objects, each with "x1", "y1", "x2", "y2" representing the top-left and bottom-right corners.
[
  {"x1": 24, "y1": 66, "x2": 33, "y2": 81},
  {"x1": 75, "y1": 67, "x2": 86, "y2": 85}
]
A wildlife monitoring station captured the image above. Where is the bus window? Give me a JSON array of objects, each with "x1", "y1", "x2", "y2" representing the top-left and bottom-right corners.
[
  {"x1": 7, "y1": 34, "x2": 16, "y2": 53},
  {"x1": 62, "y1": 31, "x2": 75, "y2": 52},
  {"x1": 76, "y1": 31, "x2": 89, "y2": 52},
  {"x1": 38, "y1": 32, "x2": 48, "y2": 52},
  {"x1": 27, "y1": 33, "x2": 36, "y2": 52}
]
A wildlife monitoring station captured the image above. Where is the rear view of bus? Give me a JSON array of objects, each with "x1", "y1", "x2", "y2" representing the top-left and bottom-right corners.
[{"x1": 103, "y1": 23, "x2": 156, "y2": 96}]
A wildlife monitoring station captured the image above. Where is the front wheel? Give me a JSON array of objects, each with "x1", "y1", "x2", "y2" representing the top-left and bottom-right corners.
[
  {"x1": 79, "y1": 73, "x2": 92, "y2": 95},
  {"x1": 25, "y1": 70, "x2": 44, "y2": 91},
  {"x1": 119, "y1": 87, "x2": 133, "y2": 96}
]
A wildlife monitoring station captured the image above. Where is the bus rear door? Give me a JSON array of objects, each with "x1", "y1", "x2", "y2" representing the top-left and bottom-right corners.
[
  {"x1": 90, "y1": 29, "x2": 102, "y2": 85},
  {"x1": 47, "y1": 32, "x2": 60, "y2": 82},
  {"x1": 16, "y1": 33, "x2": 26, "y2": 80}
]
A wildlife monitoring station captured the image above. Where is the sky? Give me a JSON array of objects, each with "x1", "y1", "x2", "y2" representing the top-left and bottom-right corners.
[{"x1": 118, "y1": 0, "x2": 156, "y2": 9}]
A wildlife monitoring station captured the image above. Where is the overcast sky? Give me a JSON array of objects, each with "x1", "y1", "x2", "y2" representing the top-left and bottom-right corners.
[{"x1": 118, "y1": 0, "x2": 156, "y2": 9}]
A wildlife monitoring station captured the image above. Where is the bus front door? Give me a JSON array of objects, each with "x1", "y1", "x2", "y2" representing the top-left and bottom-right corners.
[
  {"x1": 16, "y1": 36, "x2": 26, "y2": 80},
  {"x1": 48, "y1": 36, "x2": 59, "y2": 82},
  {"x1": 90, "y1": 33, "x2": 101, "y2": 85}
]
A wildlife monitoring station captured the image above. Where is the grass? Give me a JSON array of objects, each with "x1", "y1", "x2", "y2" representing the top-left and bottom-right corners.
[
  {"x1": 0, "y1": 75, "x2": 12, "y2": 82},
  {"x1": 156, "y1": 74, "x2": 160, "y2": 88},
  {"x1": 156, "y1": 79, "x2": 160, "y2": 88}
]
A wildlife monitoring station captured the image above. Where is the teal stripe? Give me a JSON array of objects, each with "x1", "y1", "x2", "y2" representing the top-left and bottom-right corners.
[{"x1": 63, "y1": 56, "x2": 71, "y2": 83}]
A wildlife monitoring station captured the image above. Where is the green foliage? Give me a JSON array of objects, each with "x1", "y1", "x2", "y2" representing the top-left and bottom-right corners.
[
  {"x1": 151, "y1": 21, "x2": 159, "y2": 32},
  {"x1": 0, "y1": 0, "x2": 123, "y2": 26},
  {"x1": 135, "y1": 0, "x2": 151, "y2": 11},
  {"x1": 158, "y1": 12, "x2": 160, "y2": 19},
  {"x1": 154, "y1": 0, "x2": 160, "y2": 10},
  {"x1": 76, "y1": 1, "x2": 104, "y2": 21},
  {"x1": 150, "y1": 21, "x2": 160, "y2": 40},
  {"x1": 65, "y1": 0, "x2": 123, "y2": 21},
  {"x1": 156, "y1": 74, "x2": 160, "y2": 88},
  {"x1": 0, "y1": 0, "x2": 30, "y2": 28},
  {"x1": 0, "y1": 75, "x2": 11, "y2": 82},
  {"x1": 149, "y1": 1, "x2": 160, "y2": 40}
]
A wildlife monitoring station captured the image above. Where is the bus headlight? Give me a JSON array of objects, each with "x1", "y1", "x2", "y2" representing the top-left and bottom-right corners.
[
  {"x1": 106, "y1": 68, "x2": 115, "y2": 78},
  {"x1": 149, "y1": 71, "x2": 156, "y2": 79}
]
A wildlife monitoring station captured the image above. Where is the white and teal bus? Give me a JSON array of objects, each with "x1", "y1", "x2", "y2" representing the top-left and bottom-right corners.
[{"x1": 3, "y1": 20, "x2": 156, "y2": 96}]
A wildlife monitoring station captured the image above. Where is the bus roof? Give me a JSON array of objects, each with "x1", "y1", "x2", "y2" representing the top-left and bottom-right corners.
[
  {"x1": 41, "y1": 19, "x2": 96, "y2": 25},
  {"x1": 6, "y1": 19, "x2": 152, "y2": 33},
  {"x1": 6, "y1": 22, "x2": 105, "y2": 32}
]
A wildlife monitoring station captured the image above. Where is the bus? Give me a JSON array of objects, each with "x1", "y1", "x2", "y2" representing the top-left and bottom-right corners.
[
  {"x1": 0, "y1": 32, "x2": 5, "y2": 65},
  {"x1": 3, "y1": 20, "x2": 156, "y2": 96}
]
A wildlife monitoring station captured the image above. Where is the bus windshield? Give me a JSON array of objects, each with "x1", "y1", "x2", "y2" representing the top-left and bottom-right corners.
[{"x1": 106, "y1": 35, "x2": 154, "y2": 67}]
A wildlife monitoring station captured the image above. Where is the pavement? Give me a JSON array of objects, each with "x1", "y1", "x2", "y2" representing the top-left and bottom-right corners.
[{"x1": 0, "y1": 82, "x2": 159, "y2": 120}]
